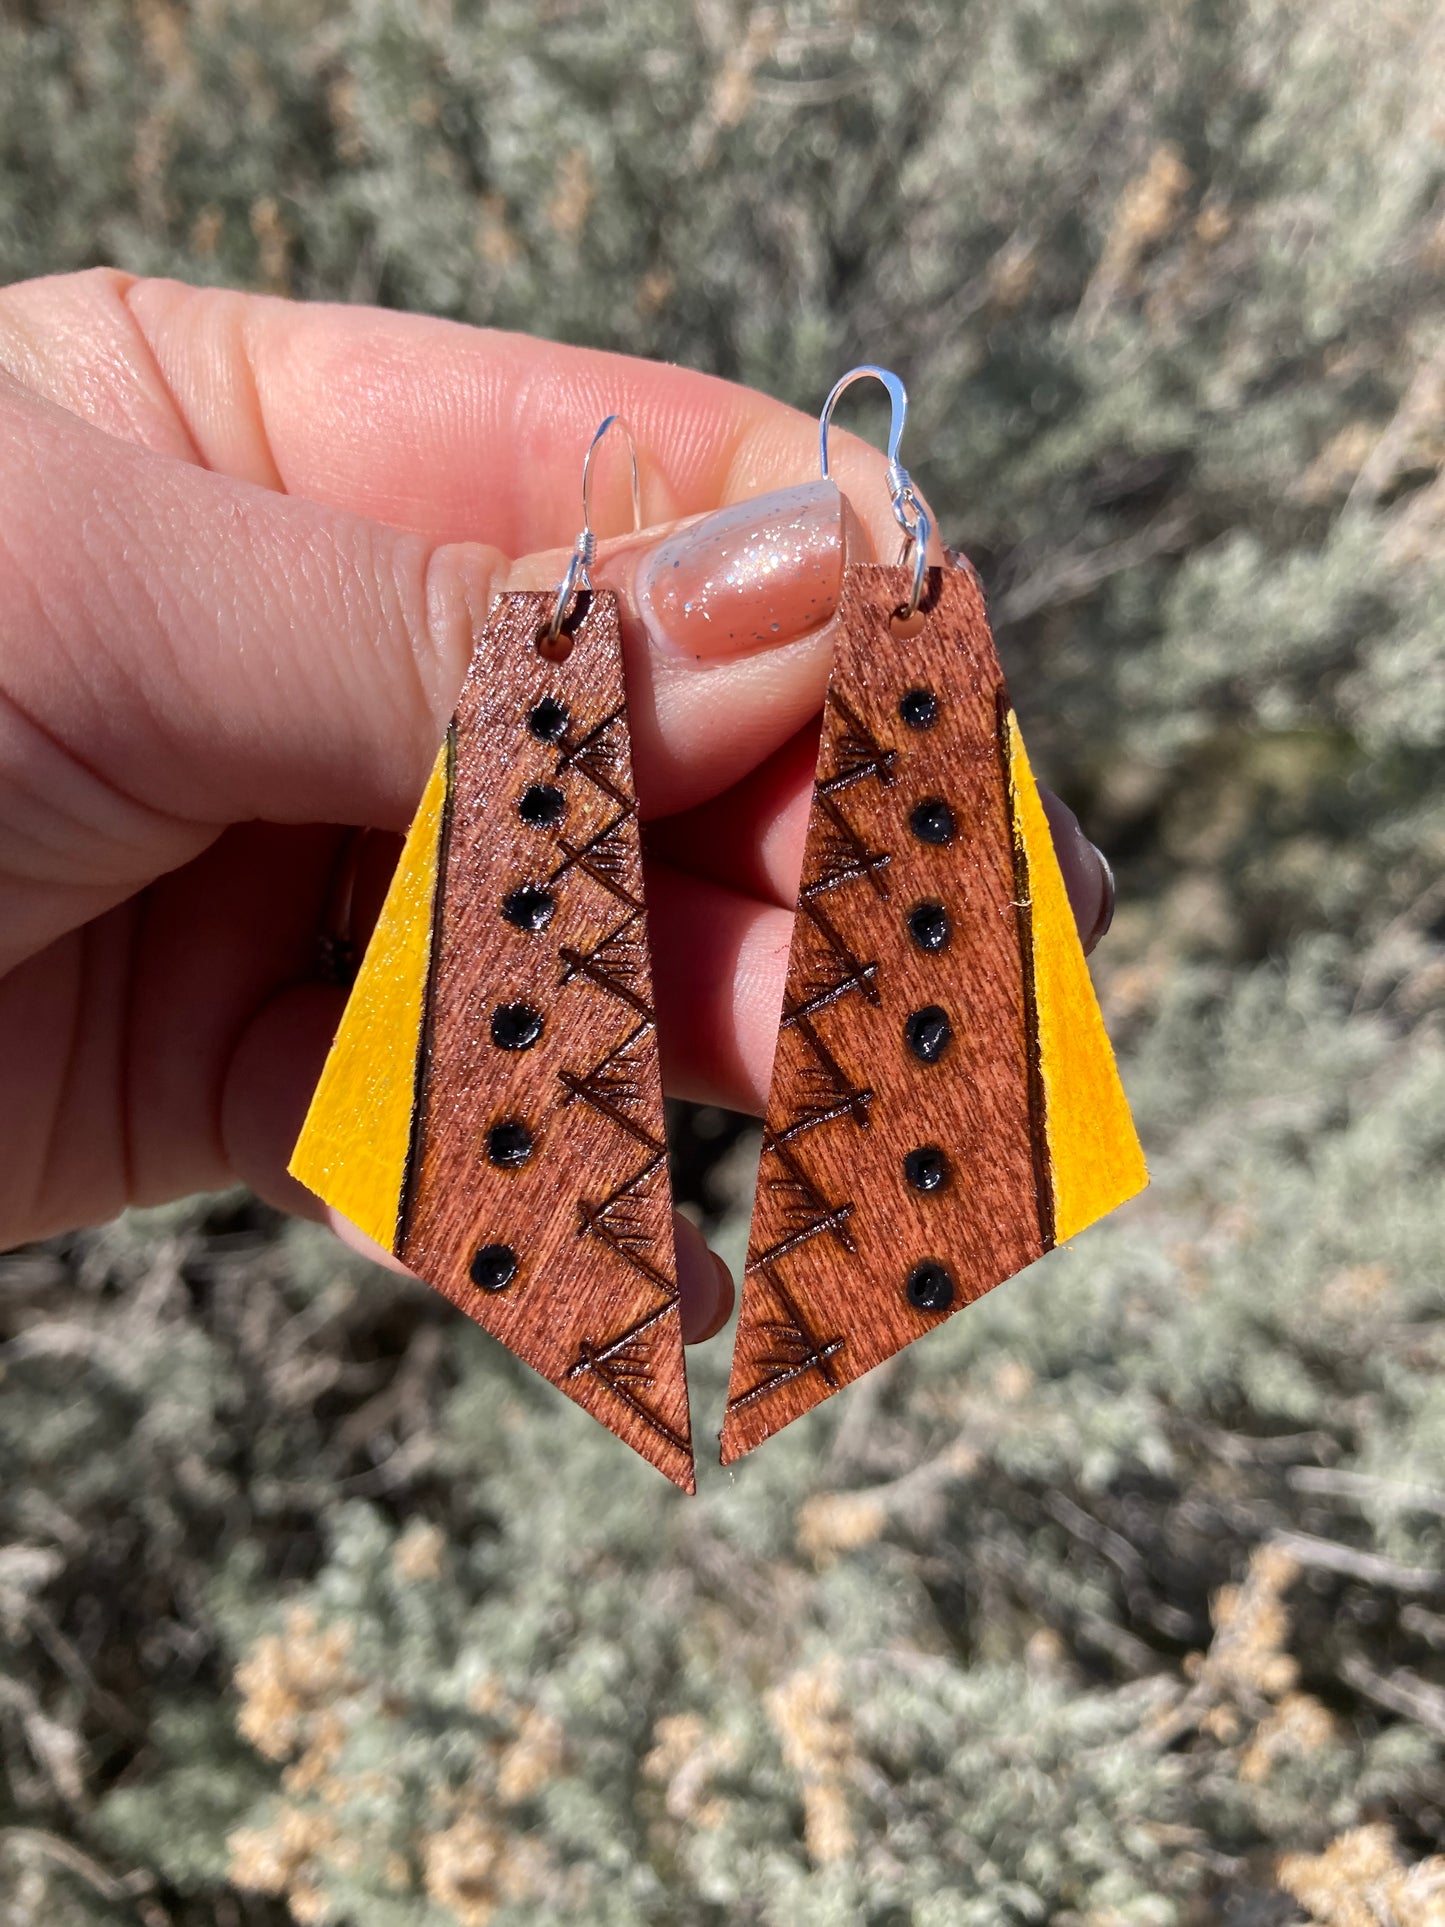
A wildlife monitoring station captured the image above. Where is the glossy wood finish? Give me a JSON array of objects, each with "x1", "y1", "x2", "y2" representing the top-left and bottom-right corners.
[
  {"x1": 296, "y1": 590, "x2": 693, "y2": 1490},
  {"x1": 720, "y1": 564, "x2": 1146, "y2": 1464}
]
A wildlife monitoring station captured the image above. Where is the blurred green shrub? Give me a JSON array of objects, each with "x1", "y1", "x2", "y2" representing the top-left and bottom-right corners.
[
  {"x1": 1, "y1": 1, "x2": 1442, "y2": 1922},
  {"x1": 1, "y1": 951, "x2": 1441, "y2": 1922},
  {"x1": 3, "y1": 0, "x2": 1441, "y2": 959}
]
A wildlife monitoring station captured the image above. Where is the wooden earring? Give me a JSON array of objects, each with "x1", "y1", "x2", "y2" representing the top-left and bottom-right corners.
[
  {"x1": 291, "y1": 419, "x2": 695, "y2": 1491},
  {"x1": 720, "y1": 368, "x2": 1147, "y2": 1464}
]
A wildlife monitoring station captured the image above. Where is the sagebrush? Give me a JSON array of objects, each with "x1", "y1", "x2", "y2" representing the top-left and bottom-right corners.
[{"x1": 1, "y1": 2, "x2": 1442, "y2": 1921}]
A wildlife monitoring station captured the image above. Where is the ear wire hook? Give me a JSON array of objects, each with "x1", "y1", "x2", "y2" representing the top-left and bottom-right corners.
[
  {"x1": 819, "y1": 364, "x2": 932, "y2": 621},
  {"x1": 546, "y1": 413, "x2": 643, "y2": 644}
]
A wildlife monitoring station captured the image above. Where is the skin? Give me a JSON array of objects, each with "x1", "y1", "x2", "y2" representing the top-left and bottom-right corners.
[{"x1": 0, "y1": 271, "x2": 1111, "y2": 1343}]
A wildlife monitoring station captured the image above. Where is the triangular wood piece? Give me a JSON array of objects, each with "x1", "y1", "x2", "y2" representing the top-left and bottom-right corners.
[
  {"x1": 292, "y1": 591, "x2": 693, "y2": 1490},
  {"x1": 291, "y1": 741, "x2": 449, "y2": 1252},
  {"x1": 720, "y1": 564, "x2": 1146, "y2": 1464}
]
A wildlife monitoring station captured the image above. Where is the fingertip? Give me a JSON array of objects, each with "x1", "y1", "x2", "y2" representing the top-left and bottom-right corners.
[
  {"x1": 674, "y1": 1212, "x2": 734, "y2": 1344},
  {"x1": 219, "y1": 979, "x2": 345, "y2": 1218},
  {"x1": 222, "y1": 978, "x2": 421, "y2": 1282},
  {"x1": 644, "y1": 719, "x2": 818, "y2": 909},
  {"x1": 698, "y1": 1252, "x2": 737, "y2": 1344},
  {"x1": 1039, "y1": 787, "x2": 1113, "y2": 953},
  {"x1": 647, "y1": 861, "x2": 792, "y2": 1115},
  {"x1": 630, "y1": 480, "x2": 842, "y2": 663},
  {"x1": 327, "y1": 1209, "x2": 416, "y2": 1277}
]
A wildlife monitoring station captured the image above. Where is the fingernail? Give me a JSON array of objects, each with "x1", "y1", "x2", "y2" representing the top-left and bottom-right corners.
[
  {"x1": 1084, "y1": 845, "x2": 1116, "y2": 955},
  {"x1": 1040, "y1": 788, "x2": 1116, "y2": 953},
  {"x1": 637, "y1": 480, "x2": 842, "y2": 660}
]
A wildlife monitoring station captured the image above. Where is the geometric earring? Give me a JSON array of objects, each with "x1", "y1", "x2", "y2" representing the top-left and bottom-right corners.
[
  {"x1": 720, "y1": 368, "x2": 1147, "y2": 1465},
  {"x1": 291, "y1": 419, "x2": 694, "y2": 1490}
]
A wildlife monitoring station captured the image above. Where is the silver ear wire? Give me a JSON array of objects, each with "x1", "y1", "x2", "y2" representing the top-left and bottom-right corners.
[
  {"x1": 819, "y1": 365, "x2": 932, "y2": 620},
  {"x1": 546, "y1": 414, "x2": 643, "y2": 643}
]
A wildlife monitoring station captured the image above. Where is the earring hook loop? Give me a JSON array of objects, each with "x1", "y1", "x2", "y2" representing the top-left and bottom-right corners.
[
  {"x1": 818, "y1": 364, "x2": 932, "y2": 620},
  {"x1": 547, "y1": 413, "x2": 643, "y2": 642}
]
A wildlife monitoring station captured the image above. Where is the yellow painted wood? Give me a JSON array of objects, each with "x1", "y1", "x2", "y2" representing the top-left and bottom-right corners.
[
  {"x1": 289, "y1": 742, "x2": 450, "y2": 1252},
  {"x1": 1006, "y1": 713, "x2": 1148, "y2": 1243}
]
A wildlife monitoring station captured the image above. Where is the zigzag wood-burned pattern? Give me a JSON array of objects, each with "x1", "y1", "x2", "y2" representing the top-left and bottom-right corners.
[
  {"x1": 720, "y1": 564, "x2": 1147, "y2": 1464},
  {"x1": 293, "y1": 591, "x2": 693, "y2": 1491}
]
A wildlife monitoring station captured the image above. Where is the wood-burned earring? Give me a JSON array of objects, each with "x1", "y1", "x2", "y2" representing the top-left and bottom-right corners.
[
  {"x1": 720, "y1": 368, "x2": 1148, "y2": 1464},
  {"x1": 291, "y1": 417, "x2": 695, "y2": 1490}
]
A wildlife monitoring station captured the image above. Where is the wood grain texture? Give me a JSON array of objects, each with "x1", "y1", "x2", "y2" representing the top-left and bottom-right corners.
[
  {"x1": 395, "y1": 590, "x2": 692, "y2": 1489},
  {"x1": 288, "y1": 741, "x2": 450, "y2": 1250},
  {"x1": 719, "y1": 563, "x2": 1144, "y2": 1465},
  {"x1": 291, "y1": 590, "x2": 692, "y2": 1490}
]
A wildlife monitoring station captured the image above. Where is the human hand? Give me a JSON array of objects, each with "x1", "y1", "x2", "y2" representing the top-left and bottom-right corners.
[{"x1": 0, "y1": 271, "x2": 1114, "y2": 1340}]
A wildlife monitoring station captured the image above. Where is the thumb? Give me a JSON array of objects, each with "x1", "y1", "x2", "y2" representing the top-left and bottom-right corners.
[{"x1": 0, "y1": 373, "x2": 499, "y2": 968}]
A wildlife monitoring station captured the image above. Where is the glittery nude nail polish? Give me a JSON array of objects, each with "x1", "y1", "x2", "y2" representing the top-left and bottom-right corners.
[{"x1": 636, "y1": 480, "x2": 843, "y2": 659}]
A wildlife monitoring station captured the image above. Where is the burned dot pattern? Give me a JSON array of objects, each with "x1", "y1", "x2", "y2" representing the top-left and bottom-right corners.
[
  {"x1": 470, "y1": 1243, "x2": 518, "y2": 1292},
  {"x1": 519, "y1": 783, "x2": 566, "y2": 829},
  {"x1": 486, "y1": 1120, "x2": 533, "y2": 1168},
  {"x1": 905, "y1": 1260, "x2": 955, "y2": 1312},
  {"x1": 491, "y1": 1002, "x2": 544, "y2": 1051},
  {"x1": 527, "y1": 696, "x2": 569, "y2": 743},
  {"x1": 903, "y1": 1145, "x2": 950, "y2": 1193},
  {"x1": 899, "y1": 686, "x2": 939, "y2": 730},
  {"x1": 905, "y1": 1005, "x2": 952, "y2": 1064},
  {"x1": 896, "y1": 702, "x2": 963, "y2": 1300},
  {"x1": 502, "y1": 885, "x2": 556, "y2": 932},
  {"x1": 907, "y1": 901, "x2": 951, "y2": 953},
  {"x1": 492, "y1": 700, "x2": 564, "y2": 1238},
  {"x1": 910, "y1": 798, "x2": 956, "y2": 845}
]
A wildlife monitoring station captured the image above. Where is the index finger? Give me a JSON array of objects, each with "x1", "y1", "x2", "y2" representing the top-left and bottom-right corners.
[{"x1": 9, "y1": 272, "x2": 914, "y2": 559}]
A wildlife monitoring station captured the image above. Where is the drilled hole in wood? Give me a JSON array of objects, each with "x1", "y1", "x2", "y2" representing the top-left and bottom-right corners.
[
  {"x1": 889, "y1": 604, "x2": 927, "y2": 642},
  {"x1": 535, "y1": 589, "x2": 593, "y2": 663}
]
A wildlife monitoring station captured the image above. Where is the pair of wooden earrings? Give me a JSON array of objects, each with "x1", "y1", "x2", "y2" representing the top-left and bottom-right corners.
[{"x1": 291, "y1": 369, "x2": 1147, "y2": 1492}]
